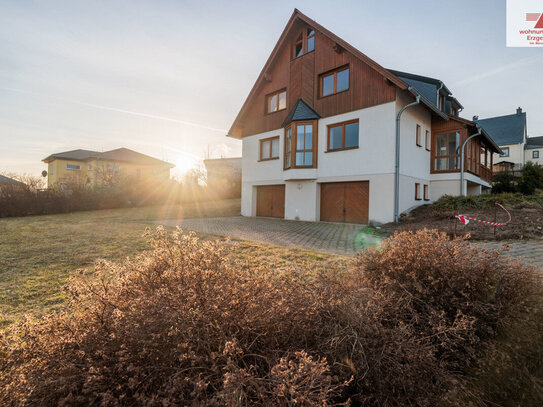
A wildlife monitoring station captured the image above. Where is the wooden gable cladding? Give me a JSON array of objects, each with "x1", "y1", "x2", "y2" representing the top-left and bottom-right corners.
[
  {"x1": 313, "y1": 31, "x2": 395, "y2": 117},
  {"x1": 231, "y1": 12, "x2": 399, "y2": 139}
]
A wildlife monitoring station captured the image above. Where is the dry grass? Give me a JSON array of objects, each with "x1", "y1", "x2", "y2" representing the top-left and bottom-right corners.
[{"x1": 0, "y1": 199, "x2": 343, "y2": 328}]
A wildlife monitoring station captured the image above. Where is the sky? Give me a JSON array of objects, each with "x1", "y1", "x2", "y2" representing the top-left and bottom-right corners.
[{"x1": 1, "y1": 0, "x2": 542, "y2": 177}]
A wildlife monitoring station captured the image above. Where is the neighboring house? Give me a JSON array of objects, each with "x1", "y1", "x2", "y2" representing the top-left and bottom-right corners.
[
  {"x1": 226, "y1": 9, "x2": 501, "y2": 224},
  {"x1": 203, "y1": 157, "x2": 242, "y2": 198},
  {"x1": 42, "y1": 148, "x2": 175, "y2": 189},
  {"x1": 475, "y1": 108, "x2": 528, "y2": 172},
  {"x1": 525, "y1": 136, "x2": 543, "y2": 166}
]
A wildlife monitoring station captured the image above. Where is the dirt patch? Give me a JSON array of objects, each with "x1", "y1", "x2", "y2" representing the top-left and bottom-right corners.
[{"x1": 382, "y1": 205, "x2": 543, "y2": 240}]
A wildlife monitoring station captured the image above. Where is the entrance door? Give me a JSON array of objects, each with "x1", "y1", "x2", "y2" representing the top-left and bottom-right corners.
[
  {"x1": 320, "y1": 181, "x2": 369, "y2": 223},
  {"x1": 256, "y1": 185, "x2": 285, "y2": 218}
]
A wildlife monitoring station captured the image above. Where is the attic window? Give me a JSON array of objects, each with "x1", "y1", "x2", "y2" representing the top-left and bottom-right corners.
[
  {"x1": 307, "y1": 28, "x2": 315, "y2": 52},
  {"x1": 320, "y1": 66, "x2": 349, "y2": 97},
  {"x1": 293, "y1": 28, "x2": 315, "y2": 58},
  {"x1": 294, "y1": 34, "x2": 303, "y2": 57},
  {"x1": 267, "y1": 89, "x2": 287, "y2": 113}
]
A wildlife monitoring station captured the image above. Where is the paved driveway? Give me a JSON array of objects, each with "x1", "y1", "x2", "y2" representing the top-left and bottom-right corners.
[
  {"x1": 159, "y1": 216, "x2": 379, "y2": 256},
  {"x1": 159, "y1": 216, "x2": 543, "y2": 267}
]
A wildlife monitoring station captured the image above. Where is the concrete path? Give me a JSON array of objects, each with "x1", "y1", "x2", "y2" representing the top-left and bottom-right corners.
[{"x1": 159, "y1": 216, "x2": 543, "y2": 267}]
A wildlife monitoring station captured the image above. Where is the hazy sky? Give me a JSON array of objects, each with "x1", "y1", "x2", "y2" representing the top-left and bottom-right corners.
[{"x1": 1, "y1": 0, "x2": 542, "y2": 177}]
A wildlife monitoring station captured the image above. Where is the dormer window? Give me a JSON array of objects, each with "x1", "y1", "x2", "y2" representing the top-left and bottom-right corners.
[
  {"x1": 293, "y1": 27, "x2": 315, "y2": 58},
  {"x1": 266, "y1": 89, "x2": 287, "y2": 113}
]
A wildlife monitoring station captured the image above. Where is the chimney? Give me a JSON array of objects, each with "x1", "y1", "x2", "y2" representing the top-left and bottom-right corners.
[
  {"x1": 472, "y1": 115, "x2": 479, "y2": 121},
  {"x1": 517, "y1": 107, "x2": 522, "y2": 115}
]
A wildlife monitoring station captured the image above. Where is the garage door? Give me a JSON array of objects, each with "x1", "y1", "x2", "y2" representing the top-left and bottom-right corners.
[
  {"x1": 256, "y1": 185, "x2": 285, "y2": 218},
  {"x1": 320, "y1": 181, "x2": 369, "y2": 223}
]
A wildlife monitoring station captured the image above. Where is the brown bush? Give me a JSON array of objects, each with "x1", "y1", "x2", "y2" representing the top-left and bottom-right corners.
[{"x1": 1, "y1": 229, "x2": 542, "y2": 406}]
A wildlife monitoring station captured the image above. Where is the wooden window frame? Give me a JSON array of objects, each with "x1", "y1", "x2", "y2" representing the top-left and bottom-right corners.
[
  {"x1": 265, "y1": 89, "x2": 287, "y2": 114},
  {"x1": 432, "y1": 130, "x2": 462, "y2": 173},
  {"x1": 416, "y1": 124, "x2": 422, "y2": 147},
  {"x1": 415, "y1": 183, "x2": 421, "y2": 201},
  {"x1": 319, "y1": 65, "x2": 350, "y2": 98},
  {"x1": 423, "y1": 184, "x2": 429, "y2": 201},
  {"x1": 326, "y1": 119, "x2": 359, "y2": 152},
  {"x1": 425, "y1": 130, "x2": 431, "y2": 151},
  {"x1": 293, "y1": 27, "x2": 315, "y2": 59},
  {"x1": 259, "y1": 136, "x2": 280, "y2": 161},
  {"x1": 533, "y1": 150, "x2": 539, "y2": 159},
  {"x1": 283, "y1": 121, "x2": 318, "y2": 170}
]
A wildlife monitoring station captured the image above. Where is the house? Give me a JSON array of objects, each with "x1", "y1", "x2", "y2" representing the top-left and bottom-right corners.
[
  {"x1": 475, "y1": 108, "x2": 527, "y2": 171},
  {"x1": 203, "y1": 157, "x2": 242, "y2": 198},
  {"x1": 42, "y1": 148, "x2": 175, "y2": 189},
  {"x1": 227, "y1": 9, "x2": 501, "y2": 224},
  {"x1": 475, "y1": 108, "x2": 541, "y2": 171}
]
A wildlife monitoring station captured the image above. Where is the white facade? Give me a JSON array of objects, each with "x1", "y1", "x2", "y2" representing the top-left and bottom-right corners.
[
  {"x1": 525, "y1": 148, "x2": 542, "y2": 165},
  {"x1": 241, "y1": 92, "x2": 491, "y2": 224}
]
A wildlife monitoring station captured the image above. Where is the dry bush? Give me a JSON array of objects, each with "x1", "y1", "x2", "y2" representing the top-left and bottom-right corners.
[{"x1": 1, "y1": 229, "x2": 542, "y2": 406}]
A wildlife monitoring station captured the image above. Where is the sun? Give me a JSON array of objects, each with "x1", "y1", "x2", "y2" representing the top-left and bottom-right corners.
[{"x1": 171, "y1": 151, "x2": 203, "y2": 178}]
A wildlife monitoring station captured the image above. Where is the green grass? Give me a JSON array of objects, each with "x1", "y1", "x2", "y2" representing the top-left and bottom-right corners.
[{"x1": 0, "y1": 199, "x2": 343, "y2": 328}]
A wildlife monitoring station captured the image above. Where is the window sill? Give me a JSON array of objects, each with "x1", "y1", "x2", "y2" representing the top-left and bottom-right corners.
[
  {"x1": 415, "y1": 198, "x2": 422, "y2": 201},
  {"x1": 325, "y1": 146, "x2": 359, "y2": 153},
  {"x1": 265, "y1": 108, "x2": 287, "y2": 116},
  {"x1": 258, "y1": 157, "x2": 279, "y2": 162},
  {"x1": 416, "y1": 143, "x2": 422, "y2": 148},
  {"x1": 319, "y1": 88, "x2": 349, "y2": 99},
  {"x1": 425, "y1": 148, "x2": 431, "y2": 152},
  {"x1": 424, "y1": 198, "x2": 430, "y2": 201}
]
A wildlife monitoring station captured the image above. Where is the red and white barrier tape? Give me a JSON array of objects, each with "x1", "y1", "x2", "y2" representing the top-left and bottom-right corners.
[{"x1": 455, "y1": 202, "x2": 511, "y2": 226}]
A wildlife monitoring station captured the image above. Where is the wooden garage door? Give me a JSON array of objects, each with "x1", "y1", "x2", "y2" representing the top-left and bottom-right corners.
[
  {"x1": 320, "y1": 181, "x2": 369, "y2": 223},
  {"x1": 256, "y1": 185, "x2": 285, "y2": 218}
]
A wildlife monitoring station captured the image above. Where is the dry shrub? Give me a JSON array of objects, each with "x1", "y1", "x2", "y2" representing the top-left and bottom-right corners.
[{"x1": 1, "y1": 229, "x2": 542, "y2": 406}]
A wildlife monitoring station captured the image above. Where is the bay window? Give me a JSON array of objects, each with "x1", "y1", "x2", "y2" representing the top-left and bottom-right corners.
[{"x1": 284, "y1": 121, "x2": 317, "y2": 169}]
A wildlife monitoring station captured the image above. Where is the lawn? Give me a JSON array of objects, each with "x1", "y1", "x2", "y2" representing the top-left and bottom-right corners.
[{"x1": 0, "y1": 198, "x2": 342, "y2": 328}]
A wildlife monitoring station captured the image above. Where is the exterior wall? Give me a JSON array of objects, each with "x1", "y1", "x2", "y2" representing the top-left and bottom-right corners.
[
  {"x1": 47, "y1": 159, "x2": 170, "y2": 188},
  {"x1": 493, "y1": 143, "x2": 524, "y2": 168},
  {"x1": 241, "y1": 103, "x2": 400, "y2": 223},
  {"x1": 525, "y1": 148, "x2": 543, "y2": 165}
]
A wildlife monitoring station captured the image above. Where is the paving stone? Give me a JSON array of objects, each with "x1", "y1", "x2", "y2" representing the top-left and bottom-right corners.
[{"x1": 158, "y1": 216, "x2": 543, "y2": 268}]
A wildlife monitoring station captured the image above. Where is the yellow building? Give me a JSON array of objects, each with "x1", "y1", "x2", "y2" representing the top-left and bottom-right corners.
[{"x1": 42, "y1": 148, "x2": 175, "y2": 189}]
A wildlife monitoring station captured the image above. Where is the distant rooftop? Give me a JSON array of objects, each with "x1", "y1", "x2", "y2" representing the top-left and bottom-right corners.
[
  {"x1": 42, "y1": 148, "x2": 174, "y2": 167},
  {"x1": 0, "y1": 174, "x2": 24, "y2": 185},
  {"x1": 475, "y1": 108, "x2": 526, "y2": 146},
  {"x1": 526, "y1": 136, "x2": 543, "y2": 150}
]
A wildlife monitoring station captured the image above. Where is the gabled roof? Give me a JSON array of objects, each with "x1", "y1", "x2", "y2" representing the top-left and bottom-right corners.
[
  {"x1": 227, "y1": 9, "x2": 450, "y2": 139},
  {"x1": 0, "y1": 174, "x2": 25, "y2": 185},
  {"x1": 98, "y1": 148, "x2": 174, "y2": 167},
  {"x1": 526, "y1": 136, "x2": 543, "y2": 149},
  {"x1": 282, "y1": 99, "x2": 321, "y2": 127},
  {"x1": 475, "y1": 111, "x2": 526, "y2": 145},
  {"x1": 42, "y1": 149, "x2": 100, "y2": 163},
  {"x1": 228, "y1": 9, "x2": 411, "y2": 139},
  {"x1": 42, "y1": 148, "x2": 174, "y2": 167}
]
